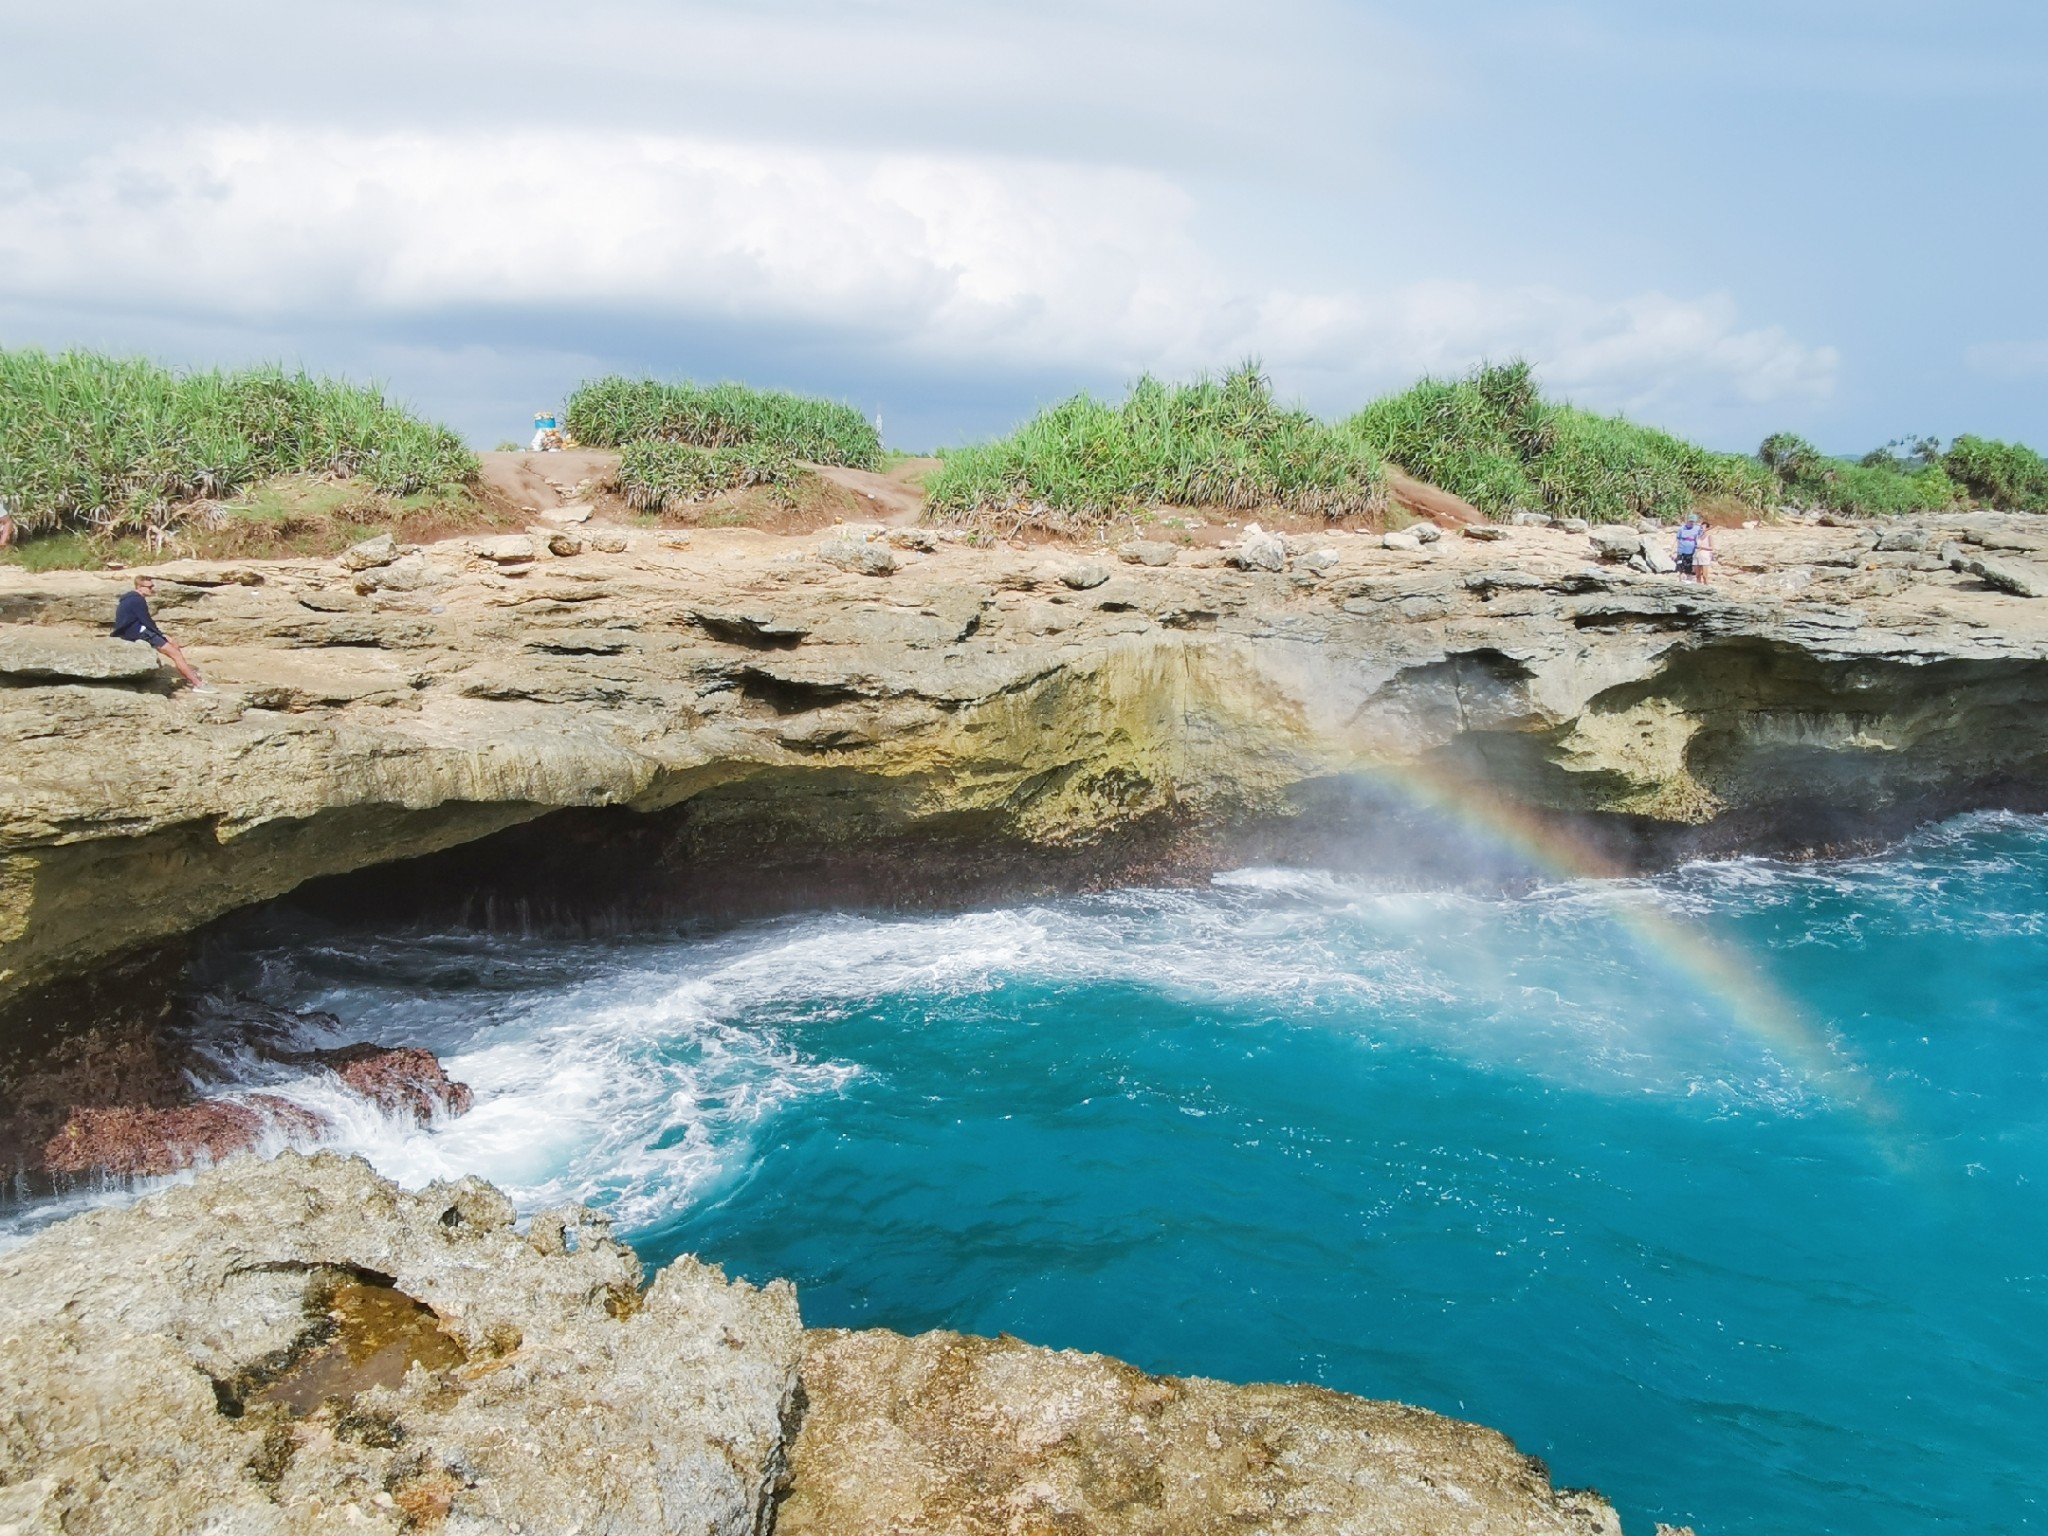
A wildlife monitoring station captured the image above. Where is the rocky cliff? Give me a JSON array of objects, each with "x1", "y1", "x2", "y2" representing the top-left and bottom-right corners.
[
  {"x1": 5, "y1": 513, "x2": 2046, "y2": 1022},
  {"x1": 0, "y1": 1154, "x2": 1623, "y2": 1536}
]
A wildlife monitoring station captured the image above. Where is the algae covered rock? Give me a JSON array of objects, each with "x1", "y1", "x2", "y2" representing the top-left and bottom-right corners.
[{"x1": 0, "y1": 1153, "x2": 802, "y2": 1536}]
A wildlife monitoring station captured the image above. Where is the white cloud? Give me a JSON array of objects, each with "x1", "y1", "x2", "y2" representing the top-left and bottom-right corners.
[{"x1": 0, "y1": 125, "x2": 1835, "y2": 412}]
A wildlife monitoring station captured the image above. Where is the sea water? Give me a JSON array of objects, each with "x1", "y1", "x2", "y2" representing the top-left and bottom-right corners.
[{"x1": 9, "y1": 811, "x2": 2047, "y2": 1533}]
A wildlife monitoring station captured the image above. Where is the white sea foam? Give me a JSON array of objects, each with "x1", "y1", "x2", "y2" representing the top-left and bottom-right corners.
[{"x1": 28, "y1": 821, "x2": 2040, "y2": 1246}]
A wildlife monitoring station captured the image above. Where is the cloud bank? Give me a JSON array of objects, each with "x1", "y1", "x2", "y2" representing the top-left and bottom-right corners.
[{"x1": 0, "y1": 126, "x2": 1835, "y2": 417}]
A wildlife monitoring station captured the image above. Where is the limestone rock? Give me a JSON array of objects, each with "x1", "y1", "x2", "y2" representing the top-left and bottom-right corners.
[
  {"x1": 0, "y1": 1154, "x2": 803, "y2": 1536},
  {"x1": 0, "y1": 626, "x2": 160, "y2": 684},
  {"x1": 1643, "y1": 543, "x2": 1678, "y2": 575},
  {"x1": 1412, "y1": 522, "x2": 1444, "y2": 544},
  {"x1": 1059, "y1": 559, "x2": 1113, "y2": 590},
  {"x1": 545, "y1": 530, "x2": 584, "y2": 557},
  {"x1": 1589, "y1": 525, "x2": 1643, "y2": 562},
  {"x1": 1119, "y1": 539, "x2": 1179, "y2": 567},
  {"x1": 545, "y1": 501, "x2": 594, "y2": 525},
  {"x1": 468, "y1": 535, "x2": 536, "y2": 565},
  {"x1": 351, "y1": 554, "x2": 441, "y2": 596},
  {"x1": 1382, "y1": 530, "x2": 1423, "y2": 551},
  {"x1": 819, "y1": 536, "x2": 899, "y2": 576},
  {"x1": 338, "y1": 534, "x2": 399, "y2": 572},
  {"x1": 886, "y1": 527, "x2": 939, "y2": 552},
  {"x1": 1232, "y1": 525, "x2": 1287, "y2": 571},
  {"x1": 1875, "y1": 527, "x2": 1928, "y2": 553},
  {"x1": 588, "y1": 533, "x2": 629, "y2": 554},
  {"x1": 781, "y1": 1328, "x2": 1622, "y2": 1536},
  {"x1": 1462, "y1": 524, "x2": 1507, "y2": 541},
  {"x1": 1297, "y1": 548, "x2": 1341, "y2": 576},
  {"x1": 1969, "y1": 556, "x2": 2048, "y2": 598}
]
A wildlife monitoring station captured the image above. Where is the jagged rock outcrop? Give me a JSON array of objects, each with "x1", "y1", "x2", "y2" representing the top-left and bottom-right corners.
[
  {"x1": 0, "y1": 1157, "x2": 1621, "y2": 1536},
  {"x1": 5, "y1": 512, "x2": 2048, "y2": 1016},
  {"x1": 784, "y1": 1328, "x2": 1621, "y2": 1536},
  {"x1": 0, "y1": 1154, "x2": 804, "y2": 1536}
]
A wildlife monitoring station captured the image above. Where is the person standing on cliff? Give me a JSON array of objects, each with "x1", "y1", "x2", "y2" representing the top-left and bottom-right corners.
[
  {"x1": 112, "y1": 575, "x2": 210, "y2": 691},
  {"x1": 1674, "y1": 514, "x2": 1702, "y2": 581},
  {"x1": 1692, "y1": 522, "x2": 1716, "y2": 585}
]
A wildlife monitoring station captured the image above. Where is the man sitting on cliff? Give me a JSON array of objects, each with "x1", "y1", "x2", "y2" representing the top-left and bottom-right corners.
[{"x1": 112, "y1": 575, "x2": 210, "y2": 692}]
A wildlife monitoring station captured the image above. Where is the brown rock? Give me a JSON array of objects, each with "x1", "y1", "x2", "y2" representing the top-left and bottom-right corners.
[
  {"x1": 304, "y1": 1043, "x2": 473, "y2": 1124},
  {"x1": 41, "y1": 1095, "x2": 329, "y2": 1178},
  {"x1": 780, "y1": 1328, "x2": 1622, "y2": 1536}
]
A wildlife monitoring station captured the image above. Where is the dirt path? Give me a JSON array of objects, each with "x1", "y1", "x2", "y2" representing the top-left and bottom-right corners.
[
  {"x1": 813, "y1": 460, "x2": 934, "y2": 527},
  {"x1": 476, "y1": 449, "x2": 621, "y2": 514}
]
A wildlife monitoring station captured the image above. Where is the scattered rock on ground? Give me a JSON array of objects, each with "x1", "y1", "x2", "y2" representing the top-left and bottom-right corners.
[
  {"x1": 1875, "y1": 528, "x2": 1928, "y2": 552},
  {"x1": 468, "y1": 535, "x2": 536, "y2": 565},
  {"x1": 1644, "y1": 544, "x2": 1678, "y2": 575},
  {"x1": 1412, "y1": 522, "x2": 1444, "y2": 544},
  {"x1": 1231, "y1": 525, "x2": 1288, "y2": 571},
  {"x1": 886, "y1": 527, "x2": 938, "y2": 552},
  {"x1": 1119, "y1": 540, "x2": 1178, "y2": 567},
  {"x1": 819, "y1": 537, "x2": 900, "y2": 577},
  {"x1": 588, "y1": 533, "x2": 628, "y2": 554},
  {"x1": 1462, "y1": 524, "x2": 1507, "y2": 541},
  {"x1": 1059, "y1": 560, "x2": 1113, "y2": 590},
  {"x1": 1589, "y1": 525, "x2": 1644, "y2": 562},
  {"x1": 338, "y1": 534, "x2": 399, "y2": 572},
  {"x1": 1382, "y1": 530, "x2": 1423, "y2": 552},
  {"x1": 1969, "y1": 556, "x2": 2048, "y2": 598},
  {"x1": 545, "y1": 531, "x2": 584, "y2": 557},
  {"x1": 1297, "y1": 548, "x2": 1341, "y2": 576}
]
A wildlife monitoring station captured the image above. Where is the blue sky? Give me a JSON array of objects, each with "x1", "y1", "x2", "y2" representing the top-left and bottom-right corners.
[{"x1": 3, "y1": 1, "x2": 2042, "y2": 453}]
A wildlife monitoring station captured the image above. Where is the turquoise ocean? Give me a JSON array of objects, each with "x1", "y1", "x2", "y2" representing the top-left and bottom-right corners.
[{"x1": 10, "y1": 810, "x2": 2045, "y2": 1533}]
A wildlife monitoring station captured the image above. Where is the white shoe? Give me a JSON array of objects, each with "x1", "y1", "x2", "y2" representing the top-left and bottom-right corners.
[{"x1": 188, "y1": 684, "x2": 217, "y2": 695}]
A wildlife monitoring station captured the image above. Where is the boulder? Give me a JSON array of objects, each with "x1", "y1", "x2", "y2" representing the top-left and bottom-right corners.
[
  {"x1": 886, "y1": 527, "x2": 939, "y2": 552},
  {"x1": 0, "y1": 1155, "x2": 803, "y2": 1536},
  {"x1": 545, "y1": 501, "x2": 594, "y2": 525},
  {"x1": 588, "y1": 533, "x2": 629, "y2": 554},
  {"x1": 819, "y1": 537, "x2": 900, "y2": 577},
  {"x1": 338, "y1": 533, "x2": 399, "y2": 572},
  {"x1": 1461, "y1": 524, "x2": 1508, "y2": 541},
  {"x1": 1589, "y1": 525, "x2": 1643, "y2": 562},
  {"x1": 0, "y1": 626, "x2": 161, "y2": 685},
  {"x1": 1381, "y1": 530, "x2": 1423, "y2": 551},
  {"x1": 1875, "y1": 527, "x2": 1928, "y2": 553},
  {"x1": 1059, "y1": 560, "x2": 1113, "y2": 591},
  {"x1": 1969, "y1": 556, "x2": 2048, "y2": 598},
  {"x1": 1231, "y1": 525, "x2": 1288, "y2": 571},
  {"x1": 1643, "y1": 543, "x2": 1678, "y2": 575},
  {"x1": 545, "y1": 531, "x2": 584, "y2": 557},
  {"x1": 1118, "y1": 539, "x2": 1179, "y2": 567},
  {"x1": 1412, "y1": 522, "x2": 1444, "y2": 544},
  {"x1": 469, "y1": 535, "x2": 537, "y2": 565},
  {"x1": 352, "y1": 554, "x2": 441, "y2": 596},
  {"x1": 300, "y1": 1044, "x2": 473, "y2": 1125},
  {"x1": 1296, "y1": 548, "x2": 1341, "y2": 576}
]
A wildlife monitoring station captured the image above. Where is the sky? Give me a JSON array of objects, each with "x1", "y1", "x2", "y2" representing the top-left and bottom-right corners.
[{"x1": 2, "y1": 0, "x2": 2044, "y2": 453}]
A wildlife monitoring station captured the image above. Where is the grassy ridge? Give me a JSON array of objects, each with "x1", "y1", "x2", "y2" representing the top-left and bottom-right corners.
[
  {"x1": 924, "y1": 365, "x2": 1385, "y2": 525},
  {"x1": 1348, "y1": 362, "x2": 1770, "y2": 524},
  {"x1": 0, "y1": 349, "x2": 477, "y2": 543},
  {"x1": 565, "y1": 377, "x2": 881, "y2": 469},
  {"x1": 616, "y1": 440, "x2": 804, "y2": 512}
]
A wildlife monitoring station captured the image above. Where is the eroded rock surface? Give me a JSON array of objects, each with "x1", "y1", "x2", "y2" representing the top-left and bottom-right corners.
[
  {"x1": 0, "y1": 1153, "x2": 803, "y2": 1536},
  {"x1": 782, "y1": 1328, "x2": 1622, "y2": 1536},
  {"x1": 6, "y1": 513, "x2": 2048, "y2": 1014}
]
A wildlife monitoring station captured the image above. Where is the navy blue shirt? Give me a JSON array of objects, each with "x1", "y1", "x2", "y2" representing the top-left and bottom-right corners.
[{"x1": 112, "y1": 590, "x2": 165, "y2": 645}]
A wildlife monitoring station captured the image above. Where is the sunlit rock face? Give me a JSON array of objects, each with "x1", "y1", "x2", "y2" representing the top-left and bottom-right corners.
[
  {"x1": 5, "y1": 513, "x2": 2048, "y2": 1015},
  {"x1": 0, "y1": 1153, "x2": 803, "y2": 1536}
]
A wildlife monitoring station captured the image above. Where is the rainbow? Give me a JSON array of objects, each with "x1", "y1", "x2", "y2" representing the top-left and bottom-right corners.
[{"x1": 1351, "y1": 761, "x2": 1896, "y2": 1134}]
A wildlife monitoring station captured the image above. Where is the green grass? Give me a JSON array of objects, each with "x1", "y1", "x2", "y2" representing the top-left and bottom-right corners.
[
  {"x1": 1942, "y1": 435, "x2": 2048, "y2": 512},
  {"x1": 924, "y1": 364, "x2": 1385, "y2": 527},
  {"x1": 1757, "y1": 433, "x2": 1958, "y2": 517},
  {"x1": 1347, "y1": 361, "x2": 1771, "y2": 523},
  {"x1": 0, "y1": 348, "x2": 478, "y2": 545},
  {"x1": 565, "y1": 377, "x2": 881, "y2": 469},
  {"x1": 616, "y1": 440, "x2": 805, "y2": 512}
]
